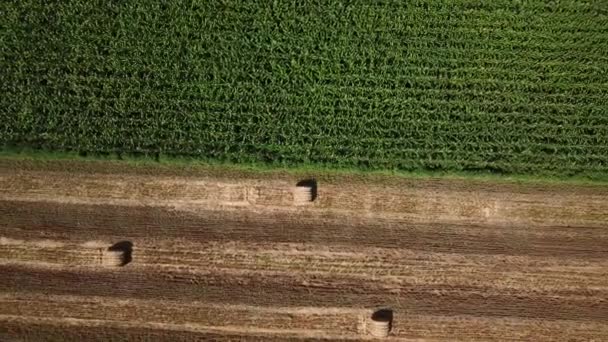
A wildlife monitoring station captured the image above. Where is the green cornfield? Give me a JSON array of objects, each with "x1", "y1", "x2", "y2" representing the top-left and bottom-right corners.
[{"x1": 2, "y1": 0, "x2": 607, "y2": 175}]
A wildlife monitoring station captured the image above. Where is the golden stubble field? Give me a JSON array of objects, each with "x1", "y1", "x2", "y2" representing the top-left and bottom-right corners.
[{"x1": 1, "y1": 160, "x2": 607, "y2": 341}]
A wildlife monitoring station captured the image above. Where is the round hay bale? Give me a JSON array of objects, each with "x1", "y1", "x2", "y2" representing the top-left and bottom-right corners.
[
  {"x1": 293, "y1": 185, "x2": 314, "y2": 205},
  {"x1": 368, "y1": 309, "x2": 392, "y2": 338},
  {"x1": 293, "y1": 179, "x2": 317, "y2": 205},
  {"x1": 101, "y1": 249, "x2": 128, "y2": 267}
]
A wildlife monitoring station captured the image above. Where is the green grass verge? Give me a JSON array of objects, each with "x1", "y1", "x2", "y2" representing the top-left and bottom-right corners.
[
  {"x1": 2, "y1": 148, "x2": 608, "y2": 186},
  {"x1": 2, "y1": 1, "x2": 608, "y2": 177}
]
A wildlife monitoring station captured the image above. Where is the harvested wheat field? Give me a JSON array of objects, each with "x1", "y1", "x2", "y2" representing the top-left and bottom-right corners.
[{"x1": 1, "y1": 159, "x2": 608, "y2": 341}]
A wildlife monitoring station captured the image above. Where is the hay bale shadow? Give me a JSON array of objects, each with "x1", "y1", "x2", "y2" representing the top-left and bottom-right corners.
[{"x1": 371, "y1": 308, "x2": 393, "y2": 323}]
